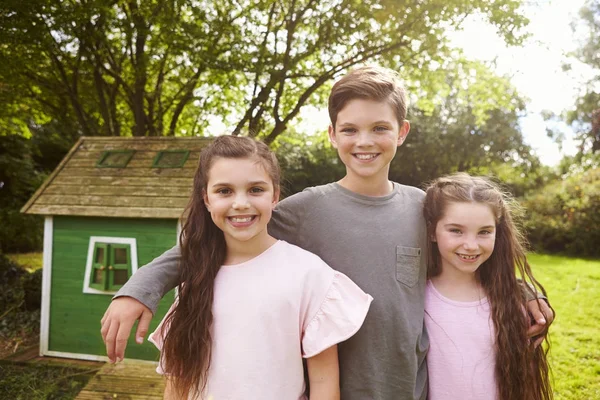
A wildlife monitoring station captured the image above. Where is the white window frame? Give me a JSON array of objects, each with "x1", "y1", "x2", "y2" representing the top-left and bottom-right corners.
[{"x1": 82, "y1": 236, "x2": 138, "y2": 295}]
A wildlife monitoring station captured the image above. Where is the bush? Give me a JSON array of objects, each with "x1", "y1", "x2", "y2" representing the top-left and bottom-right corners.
[
  {"x1": 0, "y1": 253, "x2": 26, "y2": 312},
  {"x1": 0, "y1": 253, "x2": 41, "y2": 341},
  {"x1": 0, "y1": 135, "x2": 45, "y2": 253},
  {"x1": 22, "y1": 269, "x2": 42, "y2": 311},
  {"x1": 523, "y1": 166, "x2": 600, "y2": 257}
]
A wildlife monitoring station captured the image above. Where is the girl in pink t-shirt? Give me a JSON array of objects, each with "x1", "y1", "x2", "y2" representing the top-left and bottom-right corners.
[
  {"x1": 148, "y1": 135, "x2": 372, "y2": 399},
  {"x1": 422, "y1": 173, "x2": 552, "y2": 400}
]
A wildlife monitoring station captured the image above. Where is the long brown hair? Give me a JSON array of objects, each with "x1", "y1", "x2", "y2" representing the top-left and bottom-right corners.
[
  {"x1": 161, "y1": 135, "x2": 280, "y2": 398},
  {"x1": 423, "y1": 173, "x2": 552, "y2": 400}
]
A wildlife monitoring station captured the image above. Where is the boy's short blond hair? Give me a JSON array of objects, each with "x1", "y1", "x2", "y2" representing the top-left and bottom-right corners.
[{"x1": 328, "y1": 66, "x2": 407, "y2": 127}]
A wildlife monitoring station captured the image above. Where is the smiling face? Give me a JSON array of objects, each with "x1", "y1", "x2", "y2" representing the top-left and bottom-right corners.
[
  {"x1": 434, "y1": 201, "x2": 497, "y2": 279},
  {"x1": 328, "y1": 98, "x2": 409, "y2": 193},
  {"x1": 203, "y1": 157, "x2": 278, "y2": 255}
]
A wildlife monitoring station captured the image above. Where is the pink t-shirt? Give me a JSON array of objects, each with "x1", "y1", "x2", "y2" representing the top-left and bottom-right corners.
[
  {"x1": 149, "y1": 240, "x2": 372, "y2": 400},
  {"x1": 424, "y1": 280, "x2": 497, "y2": 400}
]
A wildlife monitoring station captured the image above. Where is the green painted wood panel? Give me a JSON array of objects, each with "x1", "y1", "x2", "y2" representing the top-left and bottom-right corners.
[{"x1": 49, "y1": 216, "x2": 178, "y2": 361}]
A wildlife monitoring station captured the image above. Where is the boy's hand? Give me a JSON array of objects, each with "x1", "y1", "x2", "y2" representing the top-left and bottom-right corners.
[
  {"x1": 526, "y1": 299, "x2": 554, "y2": 348},
  {"x1": 100, "y1": 296, "x2": 153, "y2": 363}
]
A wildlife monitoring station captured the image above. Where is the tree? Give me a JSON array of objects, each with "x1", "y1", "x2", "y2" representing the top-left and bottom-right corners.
[
  {"x1": 552, "y1": 0, "x2": 600, "y2": 154},
  {"x1": 390, "y1": 60, "x2": 540, "y2": 190},
  {"x1": 0, "y1": 135, "x2": 45, "y2": 252},
  {"x1": 1, "y1": 0, "x2": 530, "y2": 142}
]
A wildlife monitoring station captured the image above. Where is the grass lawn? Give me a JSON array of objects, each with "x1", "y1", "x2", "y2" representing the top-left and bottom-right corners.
[
  {"x1": 6, "y1": 252, "x2": 43, "y2": 272},
  {"x1": 529, "y1": 253, "x2": 600, "y2": 400},
  {"x1": 3, "y1": 252, "x2": 599, "y2": 398}
]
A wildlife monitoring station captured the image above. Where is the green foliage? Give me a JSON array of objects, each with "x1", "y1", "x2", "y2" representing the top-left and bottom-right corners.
[
  {"x1": 469, "y1": 162, "x2": 557, "y2": 198},
  {"x1": 551, "y1": 0, "x2": 600, "y2": 154},
  {"x1": 390, "y1": 72, "x2": 539, "y2": 188},
  {"x1": 522, "y1": 162, "x2": 600, "y2": 257},
  {"x1": 0, "y1": 0, "x2": 530, "y2": 142},
  {"x1": 6, "y1": 252, "x2": 43, "y2": 273},
  {"x1": 273, "y1": 129, "x2": 345, "y2": 196},
  {"x1": 0, "y1": 253, "x2": 41, "y2": 347},
  {"x1": 0, "y1": 135, "x2": 45, "y2": 253},
  {"x1": 0, "y1": 253, "x2": 25, "y2": 313},
  {"x1": 529, "y1": 254, "x2": 600, "y2": 399}
]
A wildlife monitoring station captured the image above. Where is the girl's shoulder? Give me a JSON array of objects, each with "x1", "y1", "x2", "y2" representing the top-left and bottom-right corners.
[
  {"x1": 268, "y1": 241, "x2": 337, "y2": 288},
  {"x1": 274, "y1": 241, "x2": 334, "y2": 273}
]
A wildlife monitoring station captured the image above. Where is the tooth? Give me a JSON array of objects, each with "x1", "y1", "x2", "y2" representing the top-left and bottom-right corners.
[
  {"x1": 356, "y1": 154, "x2": 376, "y2": 160},
  {"x1": 231, "y1": 217, "x2": 252, "y2": 222}
]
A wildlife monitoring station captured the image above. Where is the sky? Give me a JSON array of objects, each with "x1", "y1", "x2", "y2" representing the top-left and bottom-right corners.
[{"x1": 446, "y1": 0, "x2": 591, "y2": 166}]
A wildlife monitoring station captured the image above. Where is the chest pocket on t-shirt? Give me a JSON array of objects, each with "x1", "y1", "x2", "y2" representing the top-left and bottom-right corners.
[{"x1": 396, "y1": 246, "x2": 421, "y2": 287}]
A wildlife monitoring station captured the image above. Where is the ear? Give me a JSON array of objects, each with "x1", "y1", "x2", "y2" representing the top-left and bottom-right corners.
[
  {"x1": 272, "y1": 188, "x2": 280, "y2": 209},
  {"x1": 203, "y1": 190, "x2": 211, "y2": 212},
  {"x1": 328, "y1": 125, "x2": 338, "y2": 149},
  {"x1": 397, "y1": 120, "x2": 411, "y2": 147}
]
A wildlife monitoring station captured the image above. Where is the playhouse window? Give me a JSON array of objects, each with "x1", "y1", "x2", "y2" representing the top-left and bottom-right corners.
[
  {"x1": 96, "y1": 150, "x2": 135, "y2": 168},
  {"x1": 84, "y1": 237, "x2": 138, "y2": 294},
  {"x1": 152, "y1": 150, "x2": 190, "y2": 168}
]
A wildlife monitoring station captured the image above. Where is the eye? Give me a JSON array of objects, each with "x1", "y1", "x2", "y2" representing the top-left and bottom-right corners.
[
  {"x1": 479, "y1": 230, "x2": 493, "y2": 235},
  {"x1": 216, "y1": 188, "x2": 232, "y2": 195},
  {"x1": 249, "y1": 186, "x2": 265, "y2": 194},
  {"x1": 374, "y1": 125, "x2": 389, "y2": 132},
  {"x1": 340, "y1": 127, "x2": 356, "y2": 134},
  {"x1": 449, "y1": 228, "x2": 462, "y2": 234}
]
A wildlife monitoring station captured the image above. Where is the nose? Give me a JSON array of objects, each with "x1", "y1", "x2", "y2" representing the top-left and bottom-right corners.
[
  {"x1": 356, "y1": 131, "x2": 374, "y2": 147},
  {"x1": 463, "y1": 236, "x2": 479, "y2": 251},
  {"x1": 232, "y1": 193, "x2": 250, "y2": 209}
]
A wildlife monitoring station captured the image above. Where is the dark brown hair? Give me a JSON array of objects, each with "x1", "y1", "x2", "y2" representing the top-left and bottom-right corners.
[
  {"x1": 161, "y1": 135, "x2": 280, "y2": 398},
  {"x1": 423, "y1": 173, "x2": 552, "y2": 400},
  {"x1": 328, "y1": 65, "x2": 408, "y2": 127}
]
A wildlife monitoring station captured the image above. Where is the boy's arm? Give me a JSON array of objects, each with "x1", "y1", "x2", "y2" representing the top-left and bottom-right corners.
[
  {"x1": 115, "y1": 245, "x2": 182, "y2": 312},
  {"x1": 526, "y1": 298, "x2": 554, "y2": 347},
  {"x1": 101, "y1": 245, "x2": 181, "y2": 362},
  {"x1": 306, "y1": 345, "x2": 340, "y2": 400},
  {"x1": 520, "y1": 280, "x2": 554, "y2": 346}
]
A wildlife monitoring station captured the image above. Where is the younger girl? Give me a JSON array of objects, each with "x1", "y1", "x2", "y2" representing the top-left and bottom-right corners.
[
  {"x1": 148, "y1": 135, "x2": 372, "y2": 399},
  {"x1": 423, "y1": 173, "x2": 552, "y2": 400}
]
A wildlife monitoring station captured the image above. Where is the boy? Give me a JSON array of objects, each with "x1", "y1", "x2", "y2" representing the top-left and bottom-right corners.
[{"x1": 101, "y1": 66, "x2": 552, "y2": 400}]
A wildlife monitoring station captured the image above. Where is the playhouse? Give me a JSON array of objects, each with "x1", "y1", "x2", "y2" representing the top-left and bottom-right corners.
[{"x1": 21, "y1": 136, "x2": 210, "y2": 361}]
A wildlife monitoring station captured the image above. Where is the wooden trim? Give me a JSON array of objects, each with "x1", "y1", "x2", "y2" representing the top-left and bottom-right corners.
[
  {"x1": 79, "y1": 136, "x2": 212, "y2": 142},
  {"x1": 176, "y1": 220, "x2": 182, "y2": 246},
  {"x1": 175, "y1": 220, "x2": 182, "y2": 299},
  {"x1": 52, "y1": 175, "x2": 193, "y2": 187},
  {"x1": 21, "y1": 137, "x2": 84, "y2": 214},
  {"x1": 43, "y1": 184, "x2": 192, "y2": 197},
  {"x1": 40, "y1": 217, "x2": 53, "y2": 356},
  {"x1": 34, "y1": 195, "x2": 189, "y2": 208},
  {"x1": 44, "y1": 350, "x2": 159, "y2": 364},
  {"x1": 58, "y1": 166, "x2": 197, "y2": 177},
  {"x1": 26, "y1": 205, "x2": 185, "y2": 219},
  {"x1": 83, "y1": 237, "x2": 138, "y2": 295},
  {"x1": 82, "y1": 141, "x2": 210, "y2": 152}
]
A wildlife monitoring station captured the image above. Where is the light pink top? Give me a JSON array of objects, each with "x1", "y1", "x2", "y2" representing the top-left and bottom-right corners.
[
  {"x1": 149, "y1": 240, "x2": 372, "y2": 400},
  {"x1": 424, "y1": 281, "x2": 497, "y2": 400}
]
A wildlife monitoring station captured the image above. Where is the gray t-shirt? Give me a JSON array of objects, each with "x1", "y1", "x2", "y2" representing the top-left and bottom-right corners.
[{"x1": 117, "y1": 182, "x2": 429, "y2": 400}]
